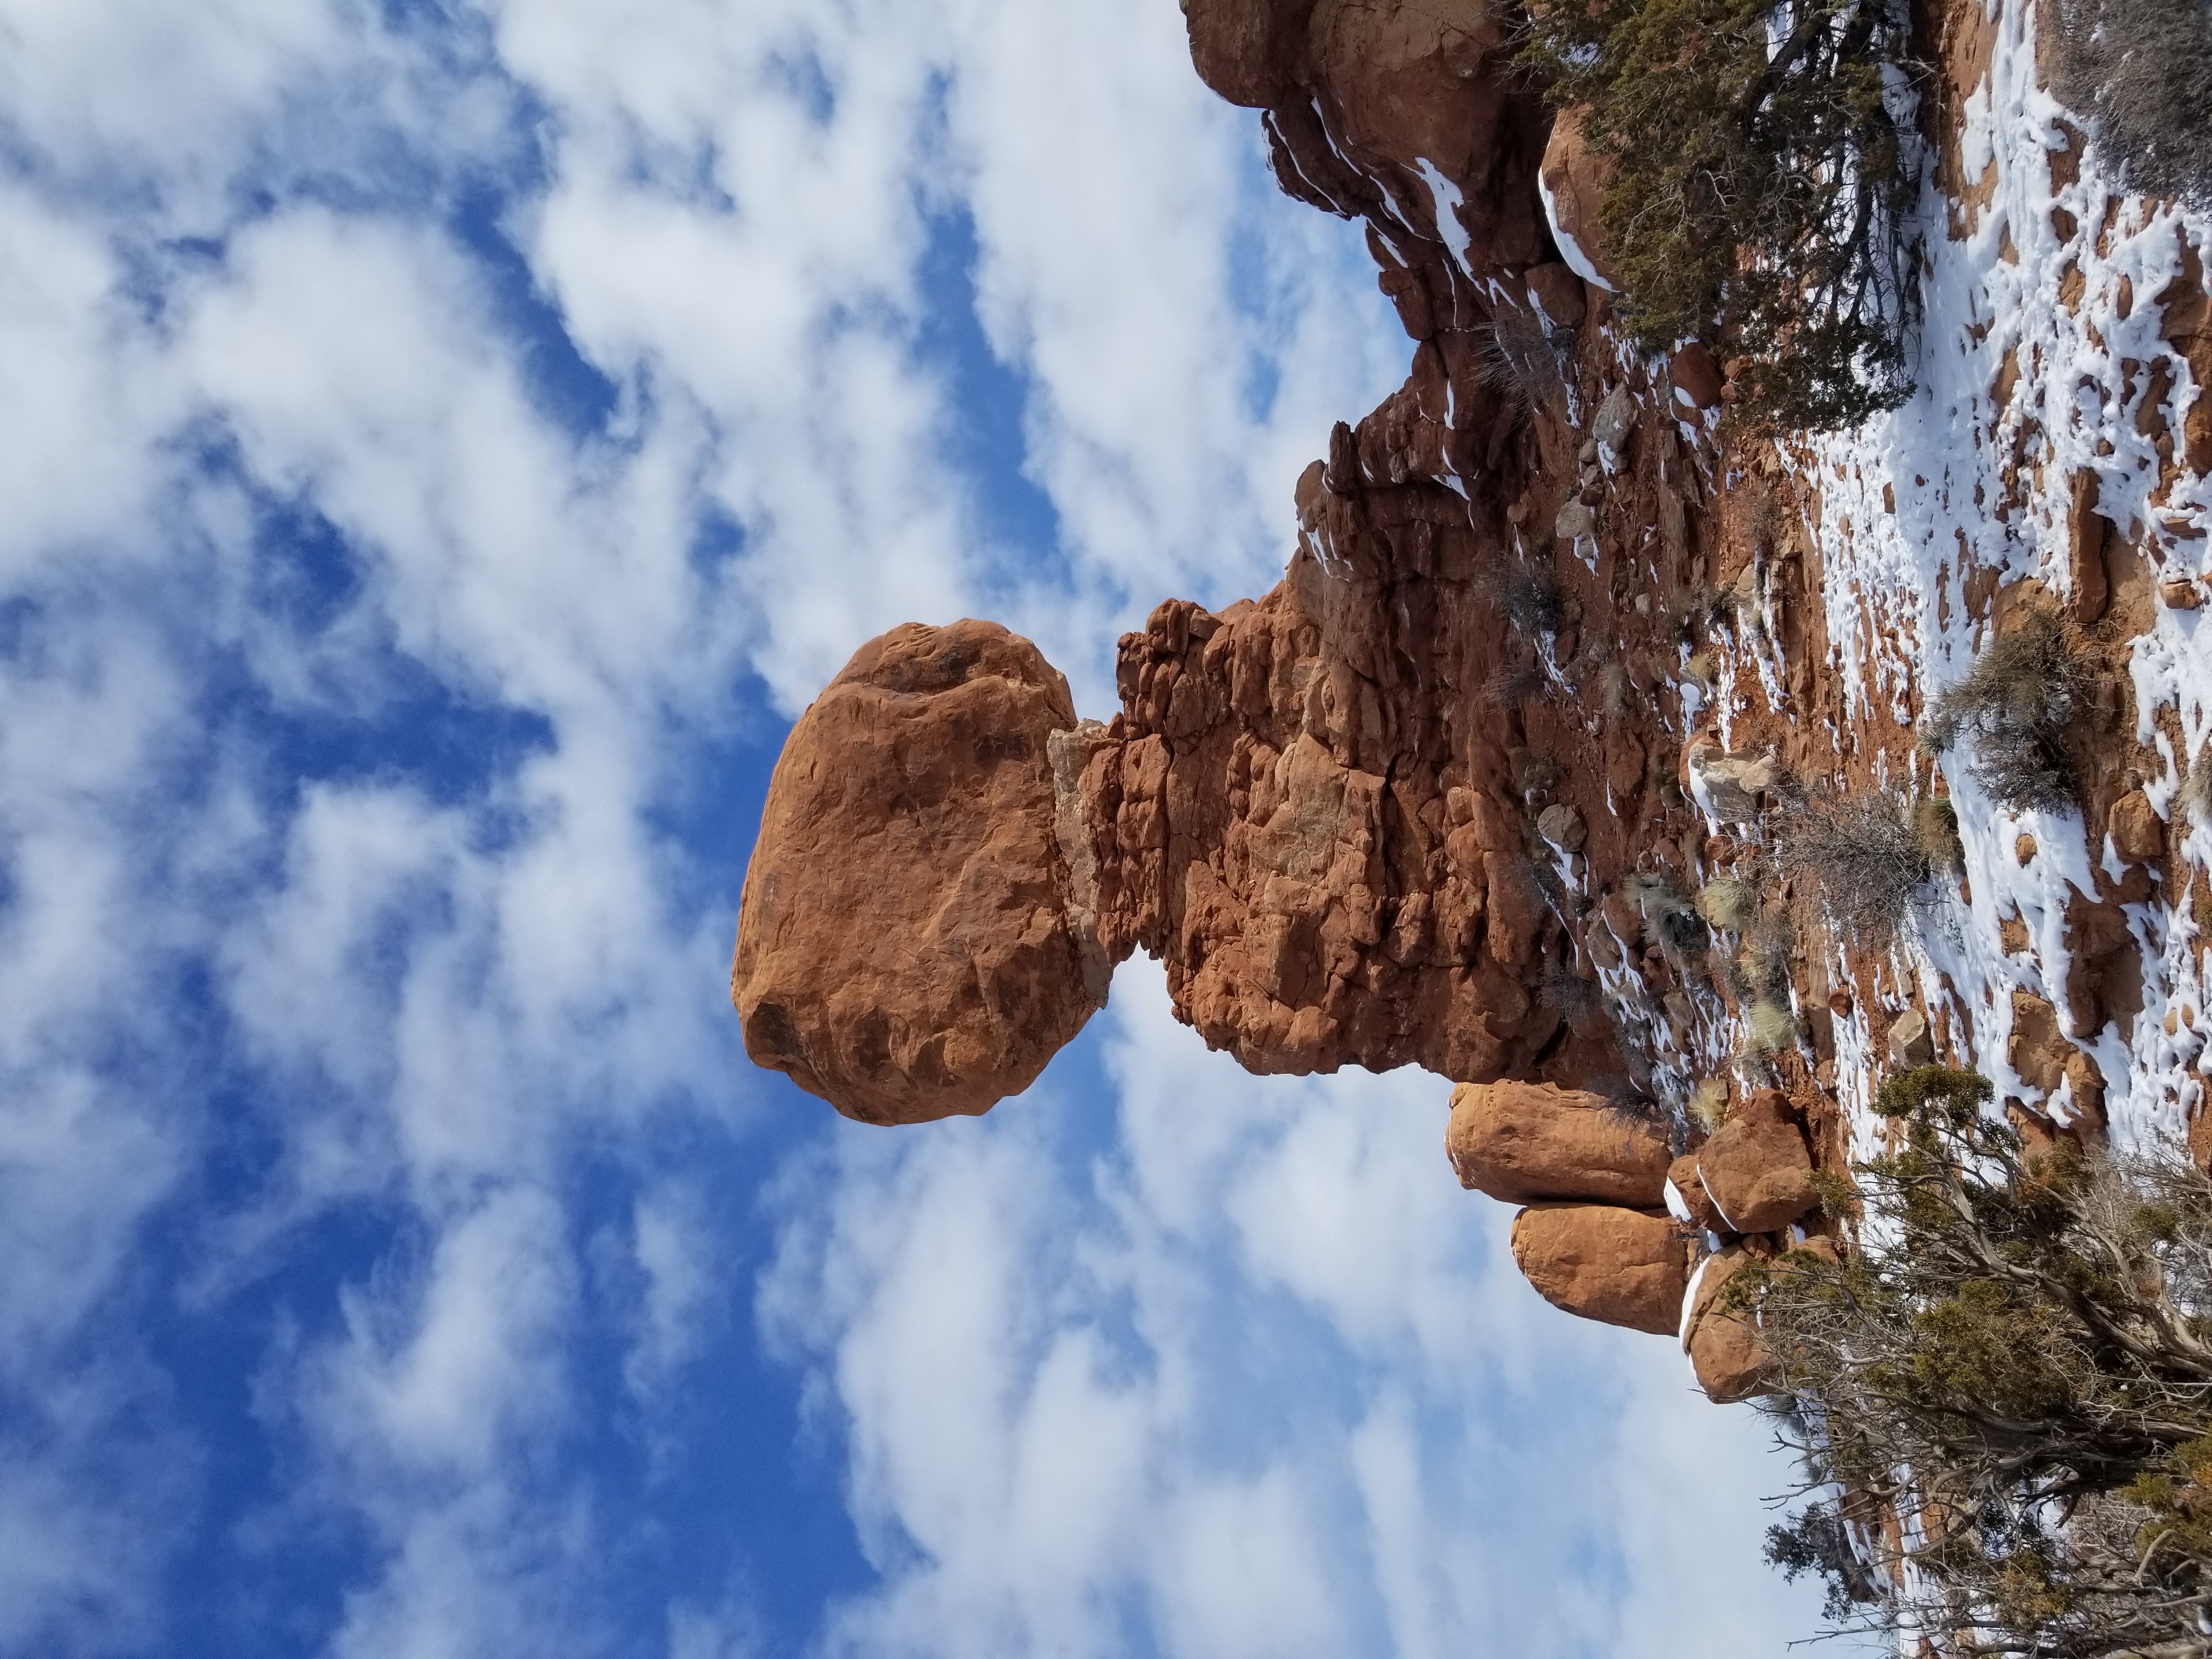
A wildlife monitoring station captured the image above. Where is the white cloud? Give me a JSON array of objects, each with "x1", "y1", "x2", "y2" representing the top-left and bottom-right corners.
[
  {"x1": 0, "y1": 0, "x2": 1829, "y2": 1654},
  {"x1": 760, "y1": 962, "x2": 1825, "y2": 1658}
]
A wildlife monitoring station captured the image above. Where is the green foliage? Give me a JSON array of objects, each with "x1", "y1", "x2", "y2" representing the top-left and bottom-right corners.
[
  {"x1": 1519, "y1": 0, "x2": 1922, "y2": 432},
  {"x1": 1754, "y1": 1073, "x2": 2212, "y2": 1652},
  {"x1": 1809, "y1": 1165, "x2": 1859, "y2": 1220},
  {"x1": 1921, "y1": 607, "x2": 2095, "y2": 812},
  {"x1": 1870, "y1": 1062, "x2": 1990, "y2": 1121}
]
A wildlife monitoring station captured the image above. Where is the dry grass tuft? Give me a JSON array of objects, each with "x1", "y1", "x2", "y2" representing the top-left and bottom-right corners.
[
  {"x1": 1688, "y1": 1078, "x2": 1731, "y2": 1133},
  {"x1": 1912, "y1": 795, "x2": 1965, "y2": 873},
  {"x1": 1696, "y1": 876, "x2": 1759, "y2": 932}
]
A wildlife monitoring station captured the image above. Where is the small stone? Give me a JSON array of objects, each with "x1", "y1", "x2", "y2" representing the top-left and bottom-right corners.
[
  {"x1": 1555, "y1": 499, "x2": 1599, "y2": 542},
  {"x1": 2016, "y1": 833, "x2": 2038, "y2": 866},
  {"x1": 2159, "y1": 578, "x2": 2205, "y2": 610},
  {"x1": 2108, "y1": 789, "x2": 2164, "y2": 865},
  {"x1": 1593, "y1": 383, "x2": 1636, "y2": 453},
  {"x1": 1888, "y1": 1007, "x2": 1935, "y2": 1068},
  {"x1": 1827, "y1": 988, "x2": 1854, "y2": 1018}
]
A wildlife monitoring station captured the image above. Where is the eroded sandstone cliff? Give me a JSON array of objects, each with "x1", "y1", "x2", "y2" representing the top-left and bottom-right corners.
[{"x1": 735, "y1": 0, "x2": 2212, "y2": 1398}]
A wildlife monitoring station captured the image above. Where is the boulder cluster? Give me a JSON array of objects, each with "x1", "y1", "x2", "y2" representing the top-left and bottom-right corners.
[{"x1": 1447, "y1": 1081, "x2": 1823, "y2": 1396}]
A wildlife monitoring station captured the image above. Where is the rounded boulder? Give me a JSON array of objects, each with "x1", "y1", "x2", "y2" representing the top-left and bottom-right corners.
[{"x1": 732, "y1": 620, "x2": 1105, "y2": 1125}]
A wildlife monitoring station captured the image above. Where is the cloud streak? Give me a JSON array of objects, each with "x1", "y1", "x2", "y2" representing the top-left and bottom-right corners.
[{"x1": 0, "y1": 0, "x2": 1819, "y2": 1652}]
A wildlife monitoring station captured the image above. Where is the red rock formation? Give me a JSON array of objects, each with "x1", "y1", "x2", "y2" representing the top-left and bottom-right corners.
[
  {"x1": 731, "y1": 0, "x2": 2001, "y2": 1400},
  {"x1": 1694, "y1": 1091, "x2": 1819, "y2": 1234},
  {"x1": 1666, "y1": 1152, "x2": 1728, "y2": 1234},
  {"x1": 1681, "y1": 1245, "x2": 1771, "y2": 1403},
  {"x1": 1447, "y1": 1081, "x2": 1673, "y2": 1205},
  {"x1": 732, "y1": 621, "x2": 1107, "y2": 1125},
  {"x1": 1511, "y1": 1203, "x2": 1689, "y2": 1335}
]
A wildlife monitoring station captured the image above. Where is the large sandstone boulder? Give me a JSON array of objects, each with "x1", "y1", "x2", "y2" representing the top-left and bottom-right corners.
[
  {"x1": 1695, "y1": 1090, "x2": 1819, "y2": 1233},
  {"x1": 1510, "y1": 1203, "x2": 1689, "y2": 1335},
  {"x1": 1537, "y1": 106, "x2": 1617, "y2": 291},
  {"x1": 1183, "y1": 0, "x2": 1308, "y2": 108},
  {"x1": 1681, "y1": 1245, "x2": 1771, "y2": 1402},
  {"x1": 732, "y1": 621, "x2": 1107, "y2": 1125},
  {"x1": 1447, "y1": 1081, "x2": 1672, "y2": 1205}
]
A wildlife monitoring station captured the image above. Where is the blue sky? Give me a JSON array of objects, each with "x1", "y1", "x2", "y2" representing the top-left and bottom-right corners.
[{"x1": 0, "y1": 3, "x2": 1824, "y2": 1655}]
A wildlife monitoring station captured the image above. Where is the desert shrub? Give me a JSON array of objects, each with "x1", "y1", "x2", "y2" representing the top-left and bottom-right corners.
[
  {"x1": 1696, "y1": 875, "x2": 1759, "y2": 932},
  {"x1": 1921, "y1": 608, "x2": 2095, "y2": 812},
  {"x1": 1481, "y1": 657, "x2": 1551, "y2": 707},
  {"x1": 1911, "y1": 793, "x2": 1965, "y2": 873},
  {"x1": 1519, "y1": 0, "x2": 1922, "y2": 432},
  {"x1": 1750, "y1": 1073, "x2": 2212, "y2": 1653},
  {"x1": 1870, "y1": 1060, "x2": 1989, "y2": 1120},
  {"x1": 1484, "y1": 563, "x2": 1567, "y2": 638},
  {"x1": 1477, "y1": 301, "x2": 1571, "y2": 419},
  {"x1": 1776, "y1": 789, "x2": 1931, "y2": 944},
  {"x1": 1538, "y1": 964, "x2": 1604, "y2": 1022},
  {"x1": 2048, "y1": 0, "x2": 2212, "y2": 205}
]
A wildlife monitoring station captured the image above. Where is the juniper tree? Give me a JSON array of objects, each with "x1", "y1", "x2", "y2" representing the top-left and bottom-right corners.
[
  {"x1": 1520, "y1": 0, "x2": 1923, "y2": 432},
  {"x1": 1745, "y1": 1068, "x2": 2212, "y2": 1654}
]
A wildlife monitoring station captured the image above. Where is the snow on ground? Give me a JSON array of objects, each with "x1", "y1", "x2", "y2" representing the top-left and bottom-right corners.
[{"x1": 1797, "y1": 0, "x2": 2211, "y2": 1160}]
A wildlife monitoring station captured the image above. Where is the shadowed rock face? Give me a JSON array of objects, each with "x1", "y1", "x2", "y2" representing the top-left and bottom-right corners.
[{"x1": 732, "y1": 620, "x2": 1107, "y2": 1125}]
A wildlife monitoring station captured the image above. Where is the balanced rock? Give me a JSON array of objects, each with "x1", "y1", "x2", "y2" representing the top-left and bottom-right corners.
[
  {"x1": 1511, "y1": 1204, "x2": 1689, "y2": 1335},
  {"x1": 731, "y1": 621, "x2": 1107, "y2": 1125},
  {"x1": 1447, "y1": 1081, "x2": 1672, "y2": 1205},
  {"x1": 1694, "y1": 1090, "x2": 1818, "y2": 1233}
]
